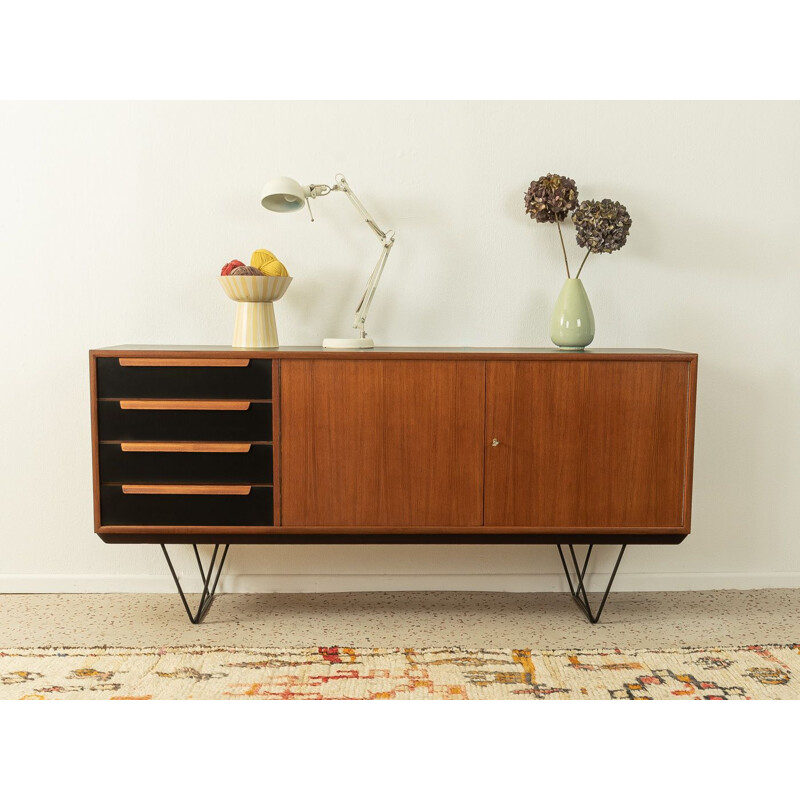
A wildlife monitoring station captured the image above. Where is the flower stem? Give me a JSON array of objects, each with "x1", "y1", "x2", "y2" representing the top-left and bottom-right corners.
[
  {"x1": 556, "y1": 219, "x2": 571, "y2": 279},
  {"x1": 576, "y1": 250, "x2": 590, "y2": 279}
]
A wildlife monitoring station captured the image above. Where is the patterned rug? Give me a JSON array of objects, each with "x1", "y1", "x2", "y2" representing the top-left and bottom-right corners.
[{"x1": 1, "y1": 644, "x2": 797, "y2": 699}]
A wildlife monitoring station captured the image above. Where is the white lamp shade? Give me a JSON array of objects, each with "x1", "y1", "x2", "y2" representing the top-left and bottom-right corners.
[{"x1": 260, "y1": 176, "x2": 307, "y2": 212}]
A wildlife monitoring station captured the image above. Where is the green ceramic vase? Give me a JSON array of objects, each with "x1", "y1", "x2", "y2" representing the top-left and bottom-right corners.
[{"x1": 550, "y1": 278, "x2": 595, "y2": 351}]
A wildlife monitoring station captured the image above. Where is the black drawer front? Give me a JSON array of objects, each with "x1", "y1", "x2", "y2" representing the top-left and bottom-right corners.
[
  {"x1": 97, "y1": 402, "x2": 272, "y2": 441},
  {"x1": 100, "y1": 486, "x2": 273, "y2": 526},
  {"x1": 96, "y1": 358, "x2": 271, "y2": 399},
  {"x1": 99, "y1": 444, "x2": 273, "y2": 484}
]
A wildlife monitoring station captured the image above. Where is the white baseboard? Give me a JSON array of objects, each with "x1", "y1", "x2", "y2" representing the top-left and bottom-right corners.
[{"x1": 1, "y1": 572, "x2": 799, "y2": 594}]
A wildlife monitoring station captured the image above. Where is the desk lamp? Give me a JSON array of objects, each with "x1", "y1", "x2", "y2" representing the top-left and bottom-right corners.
[{"x1": 260, "y1": 174, "x2": 395, "y2": 349}]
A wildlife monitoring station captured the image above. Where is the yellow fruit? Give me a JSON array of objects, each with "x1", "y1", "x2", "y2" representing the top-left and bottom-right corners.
[
  {"x1": 251, "y1": 249, "x2": 277, "y2": 270},
  {"x1": 255, "y1": 260, "x2": 289, "y2": 277}
]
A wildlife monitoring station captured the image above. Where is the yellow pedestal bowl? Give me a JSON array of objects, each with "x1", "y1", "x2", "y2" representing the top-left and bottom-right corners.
[{"x1": 219, "y1": 275, "x2": 293, "y2": 348}]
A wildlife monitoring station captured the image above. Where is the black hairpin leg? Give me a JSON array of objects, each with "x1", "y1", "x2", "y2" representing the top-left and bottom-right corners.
[
  {"x1": 160, "y1": 544, "x2": 230, "y2": 624},
  {"x1": 557, "y1": 544, "x2": 627, "y2": 624}
]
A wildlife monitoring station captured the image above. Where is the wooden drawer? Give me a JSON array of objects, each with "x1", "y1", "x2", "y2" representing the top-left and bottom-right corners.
[
  {"x1": 99, "y1": 485, "x2": 273, "y2": 526},
  {"x1": 98, "y1": 443, "x2": 273, "y2": 484},
  {"x1": 96, "y1": 357, "x2": 271, "y2": 399},
  {"x1": 97, "y1": 400, "x2": 272, "y2": 442}
]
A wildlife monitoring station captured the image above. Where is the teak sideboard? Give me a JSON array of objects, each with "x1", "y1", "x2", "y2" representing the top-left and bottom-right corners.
[{"x1": 89, "y1": 346, "x2": 698, "y2": 623}]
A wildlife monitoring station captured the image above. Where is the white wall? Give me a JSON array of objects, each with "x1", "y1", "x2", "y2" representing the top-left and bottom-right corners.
[{"x1": 1, "y1": 101, "x2": 798, "y2": 593}]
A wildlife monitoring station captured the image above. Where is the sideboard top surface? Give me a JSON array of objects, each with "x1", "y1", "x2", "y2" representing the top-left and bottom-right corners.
[{"x1": 92, "y1": 345, "x2": 697, "y2": 360}]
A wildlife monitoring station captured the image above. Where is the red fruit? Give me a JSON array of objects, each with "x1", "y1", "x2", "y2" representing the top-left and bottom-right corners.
[{"x1": 221, "y1": 259, "x2": 245, "y2": 276}]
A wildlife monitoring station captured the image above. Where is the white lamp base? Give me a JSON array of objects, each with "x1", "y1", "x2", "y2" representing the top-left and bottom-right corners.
[{"x1": 322, "y1": 336, "x2": 375, "y2": 349}]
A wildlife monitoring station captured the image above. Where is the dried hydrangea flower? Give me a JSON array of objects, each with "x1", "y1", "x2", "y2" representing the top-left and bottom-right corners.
[
  {"x1": 524, "y1": 174, "x2": 579, "y2": 223},
  {"x1": 573, "y1": 199, "x2": 632, "y2": 254}
]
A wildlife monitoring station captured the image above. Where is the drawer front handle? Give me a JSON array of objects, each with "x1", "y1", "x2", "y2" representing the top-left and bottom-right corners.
[
  {"x1": 118, "y1": 358, "x2": 250, "y2": 368},
  {"x1": 121, "y1": 484, "x2": 253, "y2": 495},
  {"x1": 492, "y1": 438, "x2": 500, "y2": 447},
  {"x1": 119, "y1": 400, "x2": 251, "y2": 411},
  {"x1": 120, "y1": 442, "x2": 253, "y2": 453}
]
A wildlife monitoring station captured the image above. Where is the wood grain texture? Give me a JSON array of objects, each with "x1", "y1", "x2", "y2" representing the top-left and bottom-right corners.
[
  {"x1": 272, "y1": 358, "x2": 282, "y2": 526},
  {"x1": 484, "y1": 360, "x2": 691, "y2": 528},
  {"x1": 120, "y1": 485, "x2": 253, "y2": 495},
  {"x1": 91, "y1": 348, "x2": 697, "y2": 541},
  {"x1": 97, "y1": 524, "x2": 687, "y2": 536},
  {"x1": 118, "y1": 400, "x2": 251, "y2": 411},
  {"x1": 119, "y1": 442, "x2": 252, "y2": 453},
  {"x1": 95, "y1": 345, "x2": 695, "y2": 360},
  {"x1": 118, "y1": 358, "x2": 250, "y2": 367},
  {"x1": 682, "y1": 356, "x2": 699, "y2": 532},
  {"x1": 280, "y1": 360, "x2": 485, "y2": 526}
]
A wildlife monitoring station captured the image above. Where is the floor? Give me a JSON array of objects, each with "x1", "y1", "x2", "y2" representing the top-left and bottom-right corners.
[{"x1": 1, "y1": 589, "x2": 797, "y2": 648}]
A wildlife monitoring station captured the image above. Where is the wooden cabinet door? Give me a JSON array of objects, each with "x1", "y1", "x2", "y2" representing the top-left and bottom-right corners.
[
  {"x1": 485, "y1": 360, "x2": 693, "y2": 529},
  {"x1": 280, "y1": 360, "x2": 485, "y2": 527}
]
